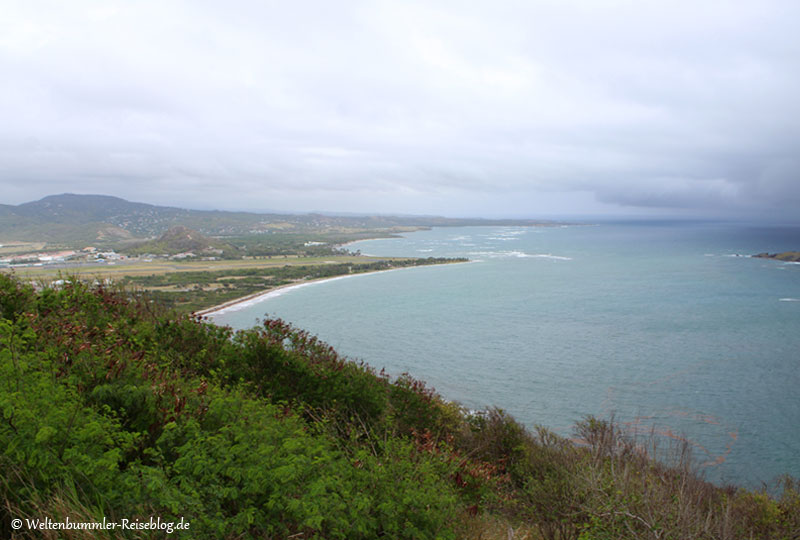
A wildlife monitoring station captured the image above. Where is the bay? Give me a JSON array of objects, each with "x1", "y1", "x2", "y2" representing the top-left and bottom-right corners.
[{"x1": 211, "y1": 221, "x2": 800, "y2": 488}]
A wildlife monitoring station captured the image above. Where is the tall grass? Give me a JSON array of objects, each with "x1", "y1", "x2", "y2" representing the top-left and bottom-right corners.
[{"x1": 455, "y1": 411, "x2": 799, "y2": 539}]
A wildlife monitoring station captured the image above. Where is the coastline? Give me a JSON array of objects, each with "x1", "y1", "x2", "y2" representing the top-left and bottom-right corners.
[
  {"x1": 195, "y1": 261, "x2": 469, "y2": 318},
  {"x1": 195, "y1": 273, "x2": 370, "y2": 318}
]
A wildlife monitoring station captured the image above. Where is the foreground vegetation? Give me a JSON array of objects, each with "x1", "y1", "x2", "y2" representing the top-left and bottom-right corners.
[{"x1": 1, "y1": 274, "x2": 798, "y2": 539}]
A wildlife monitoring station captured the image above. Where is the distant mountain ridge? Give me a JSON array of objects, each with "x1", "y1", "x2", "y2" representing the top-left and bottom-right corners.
[
  {"x1": 3, "y1": 194, "x2": 207, "y2": 240},
  {"x1": 15, "y1": 194, "x2": 172, "y2": 220},
  {"x1": 0, "y1": 193, "x2": 556, "y2": 246}
]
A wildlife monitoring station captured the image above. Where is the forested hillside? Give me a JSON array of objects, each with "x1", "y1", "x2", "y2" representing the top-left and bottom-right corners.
[
  {"x1": 0, "y1": 194, "x2": 555, "y2": 248},
  {"x1": 1, "y1": 274, "x2": 797, "y2": 539}
]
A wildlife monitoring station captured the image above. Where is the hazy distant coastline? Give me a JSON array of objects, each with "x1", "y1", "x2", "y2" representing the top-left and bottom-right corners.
[{"x1": 753, "y1": 251, "x2": 800, "y2": 262}]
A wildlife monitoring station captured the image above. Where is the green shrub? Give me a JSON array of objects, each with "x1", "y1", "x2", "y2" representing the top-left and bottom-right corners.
[{"x1": 3, "y1": 273, "x2": 799, "y2": 540}]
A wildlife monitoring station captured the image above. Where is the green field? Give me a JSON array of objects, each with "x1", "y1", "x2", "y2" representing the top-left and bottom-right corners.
[
  {"x1": 4, "y1": 255, "x2": 382, "y2": 279},
  {"x1": 3, "y1": 256, "x2": 466, "y2": 313}
]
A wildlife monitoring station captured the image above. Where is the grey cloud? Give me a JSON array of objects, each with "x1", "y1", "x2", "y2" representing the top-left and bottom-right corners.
[{"x1": 1, "y1": 0, "x2": 799, "y2": 219}]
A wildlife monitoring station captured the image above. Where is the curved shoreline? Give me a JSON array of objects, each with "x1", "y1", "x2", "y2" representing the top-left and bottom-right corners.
[
  {"x1": 196, "y1": 261, "x2": 469, "y2": 318},
  {"x1": 195, "y1": 273, "x2": 371, "y2": 318}
]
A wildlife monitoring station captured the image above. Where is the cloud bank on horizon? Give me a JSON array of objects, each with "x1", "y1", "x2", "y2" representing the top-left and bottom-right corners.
[{"x1": 1, "y1": 0, "x2": 799, "y2": 219}]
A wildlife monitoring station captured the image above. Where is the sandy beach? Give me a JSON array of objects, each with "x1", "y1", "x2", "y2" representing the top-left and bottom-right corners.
[
  {"x1": 195, "y1": 262, "x2": 466, "y2": 318},
  {"x1": 194, "y1": 274, "x2": 362, "y2": 318}
]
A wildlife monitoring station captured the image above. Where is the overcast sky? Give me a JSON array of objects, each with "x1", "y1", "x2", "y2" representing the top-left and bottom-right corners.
[{"x1": 1, "y1": 0, "x2": 799, "y2": 219}]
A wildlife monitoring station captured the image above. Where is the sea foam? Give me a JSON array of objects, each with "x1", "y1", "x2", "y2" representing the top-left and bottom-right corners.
[{"x1": 467, "y1": 250, "x2": 572, "y2": 260}]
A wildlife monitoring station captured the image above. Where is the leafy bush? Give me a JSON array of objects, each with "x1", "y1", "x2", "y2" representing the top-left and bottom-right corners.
[
  {"x1": 0, "y1": 274, "x2": 467, "y2": 538},
  {"x1": 2, "y1": 273, "x2": 798, "y2": 540}
]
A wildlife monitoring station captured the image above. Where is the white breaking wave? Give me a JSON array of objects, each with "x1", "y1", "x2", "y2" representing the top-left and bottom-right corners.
[
  {"x1": 779, "y1": 298, "x2": 800, "y2": 302},
  {"x1": 467, "y1": 250, "x2": 572, "y2": 260},
  {"x1": 525, "y1": 253, "x2": 573, "y2": 261}
]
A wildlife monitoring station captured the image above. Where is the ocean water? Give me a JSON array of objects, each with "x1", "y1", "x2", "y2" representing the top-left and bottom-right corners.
[{"x1": 211, "y1": 221, "x2": 800, "y2": 488}]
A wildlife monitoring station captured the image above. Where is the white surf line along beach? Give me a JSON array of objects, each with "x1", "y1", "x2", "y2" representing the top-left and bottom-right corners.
[{"x1": 195, "y1": 261, "x2": 471, "y2": 318}]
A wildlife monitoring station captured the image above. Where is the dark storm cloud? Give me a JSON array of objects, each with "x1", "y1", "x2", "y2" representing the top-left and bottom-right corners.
[{"x1": 1, "y1": 0, "x2": 799, "y2": 218}]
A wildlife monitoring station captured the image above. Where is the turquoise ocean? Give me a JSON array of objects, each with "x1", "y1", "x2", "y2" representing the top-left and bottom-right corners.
[{"x1": 211, "y1": 221, "x2": 800, "y2": 488}]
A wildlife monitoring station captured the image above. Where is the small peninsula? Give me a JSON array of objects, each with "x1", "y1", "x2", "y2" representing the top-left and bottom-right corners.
[{"x1": 753, "y1": 251, "x2": 800, "y2": 262}]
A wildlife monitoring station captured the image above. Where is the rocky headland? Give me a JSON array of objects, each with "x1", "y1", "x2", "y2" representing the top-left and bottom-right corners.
[{"x1": 753, "y1": 251, "x2": 800, "y2": 262}]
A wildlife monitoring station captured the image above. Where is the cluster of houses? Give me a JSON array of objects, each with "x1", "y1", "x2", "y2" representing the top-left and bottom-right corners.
[{"x1": 0, "y1": 246, "x2": 223, "y2": 268}]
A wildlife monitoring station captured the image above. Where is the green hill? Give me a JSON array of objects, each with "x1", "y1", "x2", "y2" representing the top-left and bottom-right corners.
[
  {"x1": 124, "y1": 226, "x2": 239, "y2": 257},
  {"x1": 1, "y1": 274, "x2": 796, "y2": 539},
  {"x1": 0, "y1": 193, "x2": 558, "y2": 249},
  {"x1": 14, "y1": 194, "x2": 172, "y2": 222},
  {"x1": 0, "y1": 194, "x2": 223, "y2": 244}
]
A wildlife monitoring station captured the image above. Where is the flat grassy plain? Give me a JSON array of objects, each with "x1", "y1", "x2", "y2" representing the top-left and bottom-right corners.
[
  {"x1": 0, "y1": 242, "x2": 46, "y2": 255},
  {"x1": 4, "y1": 255, "x2": 379, "y2": 279},
  {"x1": 2, "y1": 255, "x2": 462, "y2": 313}
]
